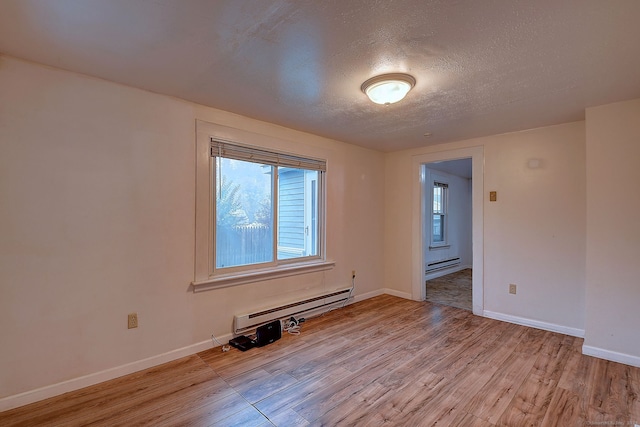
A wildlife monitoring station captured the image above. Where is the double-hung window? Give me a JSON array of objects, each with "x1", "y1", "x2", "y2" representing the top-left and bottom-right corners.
[
  {"x1": 193, "y1": 123, "x2": 332, "y2": 291},
  {"x1": 431, "y1": 181, "x2": 448, "y2": 246}
]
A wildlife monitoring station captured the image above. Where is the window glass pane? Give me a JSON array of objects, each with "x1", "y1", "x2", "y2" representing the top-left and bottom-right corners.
[
  {"x1": 433, "y1": 214, "x2": 444, "y2": 242},
  {"x1": 215, "y1": 158, "x2": 273, "y2": 268},
  {"x1": 433, "y1": 186, "x2": 443, "y2": 213},
  {"x1": 277, "y1": 167, "x2": 319, "y2": 260}
]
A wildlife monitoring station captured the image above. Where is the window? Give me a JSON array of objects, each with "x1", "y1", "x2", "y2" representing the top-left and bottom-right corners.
[
  {"x1": 432, "y1": 181, "x2": 448, "y2": 246},
  {"x1": 193, "y1": 121, "x2": 333, "y2": 291},
  {"x1": 212, "y1": 140, "x2": 325, "y2": 271}
]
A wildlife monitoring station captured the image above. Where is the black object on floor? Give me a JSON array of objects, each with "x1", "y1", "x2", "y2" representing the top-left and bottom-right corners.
[
  {"x1": 228, "y1": 335, "x2": 256, "y2": 351},
  {"x1": 255, "y1": 320, "x2": 282, "y2": 347}
]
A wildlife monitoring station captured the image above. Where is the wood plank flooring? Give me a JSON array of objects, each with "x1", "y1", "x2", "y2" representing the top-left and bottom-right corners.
[
  {"x1": 1, "y1": 295, "x2": 639, "y2": 426},
  {"x1": 425, "y1": 268, "x2": 472, "y2": 311}
]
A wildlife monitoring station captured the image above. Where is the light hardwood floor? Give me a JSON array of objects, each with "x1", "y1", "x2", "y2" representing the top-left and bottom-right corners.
[
  {"x1": 426, "y1": 268, "x2": 472, "y2": 311},
  {"x1": 1, "y1": 295, "x2": 639, "y2": 426}
]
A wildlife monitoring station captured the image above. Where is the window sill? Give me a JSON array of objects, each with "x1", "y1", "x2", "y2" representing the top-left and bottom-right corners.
[
  {"x1": 429, "y1": 244, "x2": 451, "y2": 250},
  {"x1": 191, "y1": 260, "x2": 336, "y2": 293}
]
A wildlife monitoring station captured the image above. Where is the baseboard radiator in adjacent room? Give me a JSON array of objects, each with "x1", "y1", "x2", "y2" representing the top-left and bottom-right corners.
[
  {"x1": 234, "y1": 287, "x2": 353, "y2": 333},
  {"x1": 425, "y1": 257, "x2": 461, "y2": 273}
]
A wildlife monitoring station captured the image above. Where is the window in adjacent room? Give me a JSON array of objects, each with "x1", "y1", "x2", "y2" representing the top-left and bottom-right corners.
[{"x1": 432, "y1": 181, "x2": 448, "y2": 246}]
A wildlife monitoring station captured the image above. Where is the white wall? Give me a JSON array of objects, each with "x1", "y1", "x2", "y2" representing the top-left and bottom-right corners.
[
  {"x1": 0, "y1": 55, "x2": 386, "y2": 403},
  {"x1": 386, "y1": 122, "x2": 587, "y2": 333},
  {"x1": 584, "y1": 98, "x2": 640, "y2": 366},
  {"x1": 423, "y1": 168, "x2": 472, "y2": 273}
]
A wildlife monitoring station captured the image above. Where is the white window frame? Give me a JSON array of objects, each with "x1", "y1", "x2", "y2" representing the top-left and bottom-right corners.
[{"x1": 192, "y1": 120, "x2": 334, "y2": 292}]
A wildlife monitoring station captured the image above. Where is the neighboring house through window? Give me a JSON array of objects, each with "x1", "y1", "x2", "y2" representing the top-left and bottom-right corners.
[{"x1": 277, "y1": 167, "x2": 318, "y2": 260}]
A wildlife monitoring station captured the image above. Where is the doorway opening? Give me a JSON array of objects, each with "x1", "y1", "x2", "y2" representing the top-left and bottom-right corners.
[
  {"x1": 423, "y1": 158, "x2": 472, "y2": 310},
  {"x1": 410, "y1": 147, "x2": 484, "y2": 315}
]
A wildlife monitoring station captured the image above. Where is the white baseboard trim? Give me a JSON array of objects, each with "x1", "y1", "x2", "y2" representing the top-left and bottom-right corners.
[
  {"x1": 352, "y1": 288, "x2": 384, "y2": 303},
  {"x1": 483, "y1": 310, "x2": 585, "y2": 338},
  {"x1": 0, "y1": 338, "x2": 223, "y2": 412},
  {"x1": 352, "y1": 288, "x2": 413, "y2": 303},
  {"x1": 383, "y1": 288, "x2": 413, "y2": 300},
  {"x1": 582, "y1": 345, "x2": 640, "y2": 368}
]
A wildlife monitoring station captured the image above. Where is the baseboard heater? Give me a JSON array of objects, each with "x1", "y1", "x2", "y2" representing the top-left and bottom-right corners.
[
  {"x1": 234, "y1": 287, "x2": 353, "y2": 333},
  {"x1": 426, "y1": 257, "x2": 461, "y2": 273}
]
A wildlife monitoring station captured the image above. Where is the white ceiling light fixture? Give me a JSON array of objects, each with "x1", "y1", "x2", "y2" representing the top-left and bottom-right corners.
[{"x1": 361, "y1": 73, "x2": 416, "y2": 105}]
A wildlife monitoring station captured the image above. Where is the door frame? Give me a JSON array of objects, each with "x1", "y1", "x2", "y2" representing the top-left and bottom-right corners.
[{"x1": 411, "y1": 146, "x2": 484, "y2": 315}]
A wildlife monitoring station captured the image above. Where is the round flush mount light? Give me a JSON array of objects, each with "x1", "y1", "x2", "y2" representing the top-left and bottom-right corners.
[{"x1": 361, "y1": 73, "x2": 416, "y2": 105}]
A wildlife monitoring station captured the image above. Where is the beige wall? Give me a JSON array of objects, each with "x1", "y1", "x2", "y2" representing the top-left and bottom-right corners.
[
  {"x1": 584, "y1": 98, "x2": 640, "y2": 362},
  {"x1": 385, "y1": 122, "x2": 587, "y2": 331},
  {"x1": 0, "y1": 55, "x2": 385, "y2": 400}
]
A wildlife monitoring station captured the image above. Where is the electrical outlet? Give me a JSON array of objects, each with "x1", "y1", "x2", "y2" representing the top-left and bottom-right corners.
[
  {"x1": 128, "y1": 313, "x2": 138, "y2": 329},
  {"x1": 509, "y1": 284, "x2": 517, "y2": 295}
]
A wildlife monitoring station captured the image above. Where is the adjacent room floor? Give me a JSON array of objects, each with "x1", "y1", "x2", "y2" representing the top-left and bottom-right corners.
[
  {"x1": 426, "y1": 268, "x2": 472, "y2": 311},
  {"x1": 1, "y1": 294, "x2": 639, "y2": 426}
]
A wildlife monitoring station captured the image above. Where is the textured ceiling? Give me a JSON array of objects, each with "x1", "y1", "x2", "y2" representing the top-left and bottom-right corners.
[{"x1": 1, "y1": 0, "x2": 639, "y2": 152}]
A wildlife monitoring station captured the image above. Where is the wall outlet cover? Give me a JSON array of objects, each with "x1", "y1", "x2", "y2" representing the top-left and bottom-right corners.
[{"x1": 128, "y1": 313, "x2": 138, "y2": 329}]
